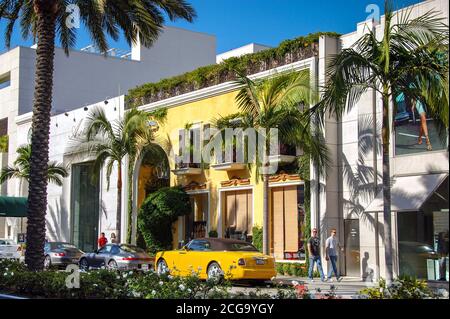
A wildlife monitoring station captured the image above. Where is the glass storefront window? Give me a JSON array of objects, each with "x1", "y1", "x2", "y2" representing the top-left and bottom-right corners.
[
  {"x1": 397, "y1": 178, "x2": 449, "y2": 281},
  {"x1": 71, "y1": 162, "x2": 100, "y2": 253},
  {"x1": 394, "y1": 93, "x2": 447, "y2": 156}
]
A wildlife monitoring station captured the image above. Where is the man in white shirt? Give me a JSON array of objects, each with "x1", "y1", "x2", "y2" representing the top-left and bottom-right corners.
[{"x1": 325, "y1": 228, "x2": 343, "y2": 282}]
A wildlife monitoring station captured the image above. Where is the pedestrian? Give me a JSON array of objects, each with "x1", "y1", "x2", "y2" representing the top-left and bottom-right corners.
[
  {"x1": 98, "y1": 232, "x2": 108, "y2": 249},
  {"x1": 325, "y1": 228, "x2": 343, "y2": 282},
  {"x1": 110, "y1": 232, "x2": 118, "y2": 244},
  {"x1": 308, "y1": 228, "x2": 325, "y2": 282}
]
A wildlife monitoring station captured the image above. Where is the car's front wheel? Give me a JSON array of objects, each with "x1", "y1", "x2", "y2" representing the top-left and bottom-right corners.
[
  {"x1": 79, "y1": 258, "x2": 89, "y2": 271},
  {"x1": 108, "y1": 260, "x2": 118, "y2": 270},
  {"x1": 156, "y1": 259, "x2": 169, "y2": 275},
  {"x1": 207, "y1": 262, "x2": 223, "y2": 282}
]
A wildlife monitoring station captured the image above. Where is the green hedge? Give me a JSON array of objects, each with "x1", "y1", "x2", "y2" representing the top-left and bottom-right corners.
[
  {"x1": 0, "y1": 135, "x2": 8, "y2": 152},
  {"x1": 276, "y1": 262, "x2": 320, "y2": 278},
  {"x1": 126, "y1": 32, "x2": 340, "y2": 108},
  {"x1": 252, "y1": 226, "x2": 263, "y2": 252}
]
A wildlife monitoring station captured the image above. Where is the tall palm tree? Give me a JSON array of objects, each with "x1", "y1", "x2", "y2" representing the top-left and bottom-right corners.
[
  {"x1": 0, "y1": 144, "x2": 68, "y2": 187},
  {"x1": 309, "y1": 2, "x2": 448, "y2": 282},
  {"x1": 0, "y1": 0, "x2": 196, "y2": 270},
  {"x1": 214, "y1": 70, "x2": 329, "y2": 255},
  {"x1": 75, "y1": 106, "x2": 163, "y2": 245}
]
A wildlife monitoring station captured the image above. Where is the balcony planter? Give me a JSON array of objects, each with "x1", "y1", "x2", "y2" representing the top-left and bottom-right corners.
[
  {"x1": 268, "y1": 154, "x2": 297, "y2": 164},
  {"x1": 171, "y1": 163, "x2": 202, "y2": 176}
]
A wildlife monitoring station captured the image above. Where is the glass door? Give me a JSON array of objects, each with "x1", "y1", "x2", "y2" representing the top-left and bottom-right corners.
[
  {"x1": 344, "y1": 219, "x2": 361, "y2": 277},
  {"x1": 71, "y1": 162, "x2": 100, "y2": 252}
]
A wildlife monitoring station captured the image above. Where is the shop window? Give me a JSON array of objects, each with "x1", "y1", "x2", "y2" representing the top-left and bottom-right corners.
[
  {"x1": 224, "y1": 190, "x2": 253, "y2": 241},
  {"x1": 397, "y1": 178, "x2": 449, "y2": 281},
  {"x1": 185, "y1": 193, "x2": 208, "y2": 241},
  {"x1": 0, "y1": 72, "x2": 10, "y2": 90},
  {"x1": 394, "y1": 93, "x2": 447, "y2": 156}
]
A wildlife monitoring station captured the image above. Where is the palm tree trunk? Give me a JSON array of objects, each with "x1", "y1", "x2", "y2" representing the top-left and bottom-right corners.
[
  {"x1": 116, "y1": 163, "x2": 122, "y2": 243},
  {"x1": 262, "y1": 173, "x2": 270, "y2": 255},
  {"x1": 25, "y1": 1, "x2": 57, "y2": 271},
  {"x1": 382, "y1": 94, "x2": 394, "y2": 283}
]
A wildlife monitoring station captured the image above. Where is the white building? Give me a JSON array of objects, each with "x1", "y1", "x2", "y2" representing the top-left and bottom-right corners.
[
  {"x1": 0, "y1": 26, "x2": 217, "y2": 240},
  {"x1": 313, "y1": 0, "x2": 449, "y2": 281}
]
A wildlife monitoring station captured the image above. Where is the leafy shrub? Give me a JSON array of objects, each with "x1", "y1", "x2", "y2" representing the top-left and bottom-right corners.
[
  {"x1": 252, "y1": 226, "x2": 263, "y2": 252},
  {"x1": 0, "y1": 135, "x2": 8, "y2": 152},
  {"x1": 282, "y1": 263, "x2": 292, "y2": 276},
  {"x1": 138, "y1": 187, "x2": 191, "y2": 253},
  {"x1": 275, "y1": 262, "x2": 318, "y2": 278},
  {"x1": 359, "y1": 276, "x2": 439, "y2": 299},
  {"x1": 208, "y1": 230, "x2": 218, "y2": 238}
]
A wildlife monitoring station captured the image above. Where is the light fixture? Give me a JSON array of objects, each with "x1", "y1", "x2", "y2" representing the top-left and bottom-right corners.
[
  {"x1": 65, "y1": 112, "x2": 69, "y2": 117},
  {"x1": 114, "y1": 107, "x2": 117, "y2": 111},
  {"x1": 73, "y1": 117, "x2": 76, "y2": 122},
  {"x1": 104, "y1": 100, "x2": 109, "y2": 105},
  {"x1": 84, "y1": 106, "x2": 88, "y2": 111}
]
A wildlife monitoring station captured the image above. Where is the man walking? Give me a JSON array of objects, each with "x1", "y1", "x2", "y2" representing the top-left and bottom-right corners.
[
  {"x1": 308, "y1": 228, "x2": 325, "y2": 282},
  {"x1": 325, "y1": 228, "x2": 343, "y2": 282}
]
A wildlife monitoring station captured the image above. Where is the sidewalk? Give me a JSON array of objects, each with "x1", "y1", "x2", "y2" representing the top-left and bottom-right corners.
[{"x1": 273, "y1": 276, "x2": 376, "y2": 298}]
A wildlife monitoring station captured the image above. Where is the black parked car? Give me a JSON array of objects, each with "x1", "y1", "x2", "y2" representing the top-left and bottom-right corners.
[{"x1": 44, "y1": 242, "x2": 84, "y2": 269}]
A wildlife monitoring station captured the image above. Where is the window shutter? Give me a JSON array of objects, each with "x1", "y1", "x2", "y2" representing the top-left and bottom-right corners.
[{"x1": 284, "y1": 186, "x2": 299, "y2": 252}]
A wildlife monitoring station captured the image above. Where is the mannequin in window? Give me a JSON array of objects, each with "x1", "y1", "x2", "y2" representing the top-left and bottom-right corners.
[{"x1": 412, "y1": 98, "x2": 432, "y2": 151}]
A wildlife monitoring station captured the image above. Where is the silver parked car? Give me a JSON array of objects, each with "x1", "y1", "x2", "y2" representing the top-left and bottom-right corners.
[
  {"x1": 79, "y1": 244, "x2": 153, "y2": 271},
  {"x1": 0, "y1": 239, "x2": 22, "y2": 260},
  {"x1": 44, "y1": 242, "x2": 84, "y2": 269}
]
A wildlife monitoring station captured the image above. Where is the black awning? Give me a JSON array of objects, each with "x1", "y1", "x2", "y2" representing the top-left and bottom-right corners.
[{"x1": 0, "y1": 196, "x2": 28, "y2": 218}]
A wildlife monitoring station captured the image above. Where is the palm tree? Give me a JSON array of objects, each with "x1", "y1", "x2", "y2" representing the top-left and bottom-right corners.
[
  {"x1": 309, "y1": 2, "x2": 448, "y2": 282},
  {"x1": 75, "y1": 106, "x2": 163, "y2": 245},
  {"x1": 214, "y1": 70, "x2": 329, "y2": 255},
  {"x1": 0, "y1": 144, "x2": 68, "y2": 187},
  {"x1": 1, "y1": 0, "x2": 196, "y2": 270}
]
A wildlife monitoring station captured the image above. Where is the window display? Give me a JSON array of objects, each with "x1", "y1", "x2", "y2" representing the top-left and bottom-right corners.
[{"x1": 394, "y1": 93, "x2": 447, "y2": 155}]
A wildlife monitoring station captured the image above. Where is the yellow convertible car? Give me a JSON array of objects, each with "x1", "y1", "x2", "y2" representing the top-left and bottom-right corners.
[{"x1": 155, "y1": 238, "x2": 276, "y2": 281}]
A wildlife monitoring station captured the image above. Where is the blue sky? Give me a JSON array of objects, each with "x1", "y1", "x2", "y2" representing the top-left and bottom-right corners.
[{"x1": 0, "y1": 0, "x2": 422, "y2": 54}]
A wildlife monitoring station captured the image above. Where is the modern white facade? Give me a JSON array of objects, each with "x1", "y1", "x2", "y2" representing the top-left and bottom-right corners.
[
  {"x1": 313, "y1": 0, "x2": 449, "y2": 280},
  {"x1": 0, "y1": 26, "x2": 217, "y2": 241}
]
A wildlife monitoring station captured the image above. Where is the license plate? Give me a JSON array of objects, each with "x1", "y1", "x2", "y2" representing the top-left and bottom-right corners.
[
  {"x1": 255, "y1": 259, "x2": 265, "y2": 265},
  {"x1": 142, "y1": 264, "x2": 149, "y2": 271}
]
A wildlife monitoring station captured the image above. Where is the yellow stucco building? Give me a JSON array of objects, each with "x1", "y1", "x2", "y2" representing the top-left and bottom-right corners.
[{"x1": 132, "y1": 57, "x2": 316, "y2": 262}]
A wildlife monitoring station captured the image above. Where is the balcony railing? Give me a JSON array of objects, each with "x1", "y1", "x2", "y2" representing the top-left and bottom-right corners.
[{"x1": 171, "y1": 160, "x2": 202, "y2": 176}]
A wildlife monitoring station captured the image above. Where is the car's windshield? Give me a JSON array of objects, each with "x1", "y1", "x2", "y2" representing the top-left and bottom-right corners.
[
  {"x1": 120, "y1": 245, "x2": 145, "y2": 253},
  {"x1": 225, "y1": 243, "x2": 258, "y2": 252},
  {"x1": 53, "y1": 243, "x2": 77, "y2": 249}
]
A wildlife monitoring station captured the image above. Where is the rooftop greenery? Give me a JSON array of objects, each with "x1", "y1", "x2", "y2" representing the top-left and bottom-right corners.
[{"x1": 126, "y1": 32, "x2": 340, "y2": 108}]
